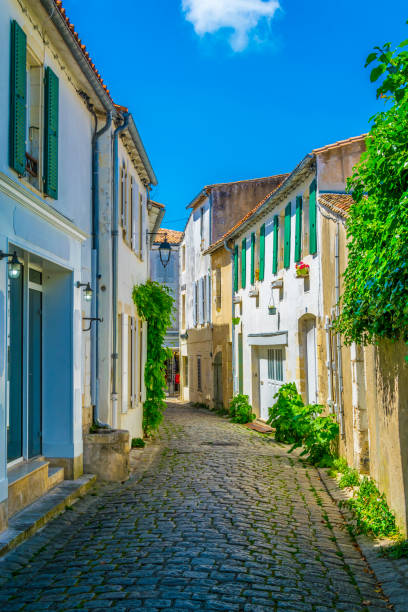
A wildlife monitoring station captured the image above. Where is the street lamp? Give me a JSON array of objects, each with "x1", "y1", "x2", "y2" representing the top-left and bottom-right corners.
[
  {"x1": 159, "y1": 234, "x2": 171, "y2": 268},
  {"x1": 0, "y1": 250, "x2": 22, "y2": 280},
  {"x1": 147, "y1": 231, "x2": 172, "y2": 268},
  {"x1": 76, "y1": 281, "x2": 93, "y2": 301}
]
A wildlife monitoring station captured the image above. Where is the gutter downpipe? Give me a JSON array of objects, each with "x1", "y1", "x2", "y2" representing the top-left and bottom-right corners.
[
  {"x1": 91, "y1": 110, "x2": 112, "y2": 427},
  {"x1": 335, "y1": 222, "x2": 344, "y2": 435},
  {"x1": 223, "y1": 239, "x2": 236, "y2": 396},
  {"x1": 111, "y1": 113, "x2": 130, "y2": 428}
]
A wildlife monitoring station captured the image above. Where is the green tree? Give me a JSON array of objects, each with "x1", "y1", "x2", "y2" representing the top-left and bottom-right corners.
[
  {"x1": 334, "y1": 26, "x2": 408, "y2": 348},
  {"x1": 132, "y1": 280, "x2": 174, "y2": 435}
]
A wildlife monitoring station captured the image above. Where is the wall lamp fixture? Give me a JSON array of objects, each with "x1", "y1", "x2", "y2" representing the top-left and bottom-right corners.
[
  {"x1": 76, "y1": 281, "x2": 93, "y2": 301},
  {"x1": 0, "y1": 250, "x2": 22, "y2": 279},
  {"x1": 147, "y1": 231, "x2": 172, "y2": 268}
]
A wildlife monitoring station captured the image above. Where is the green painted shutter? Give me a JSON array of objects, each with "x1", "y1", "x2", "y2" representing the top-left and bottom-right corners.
[
  {"x1": 44, "y1": 67, "x2": 59, "y2": 199},
  {"x1": 272, "y1": 216, "x2": 279, "y2": 275},
  {"x1": 309, "y1": 179, "x2": 317, "y2": 254},
  {"x1": 234, "y1": 245, "x2": 239, "y2": 292},
  {"x1": 259, "y1": 224, "x2": 265, "y2": 281},
  {"x1": 241, "y1": 238, "x2": 246, "y2": 289},
  {"x1": 284, "y1": 203, "x2": 291, "y2": 268},
  {"x1": 250, "y1": 232, "x2": 255, "y2": 285},
  {"x1": 295, "y1": 196, "x2": 303, "y2": 262},
  {"x1": 9, "y1": 20, "x2": 27, "y2": 175}
]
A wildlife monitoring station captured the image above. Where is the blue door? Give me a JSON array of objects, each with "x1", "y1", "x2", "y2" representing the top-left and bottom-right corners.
[
  {"x1": 28, "y1": 287, "x2": 42, "y2": 457},
  {"x1": 7, "y1": 270, "x2": 24, "y2": 463}
]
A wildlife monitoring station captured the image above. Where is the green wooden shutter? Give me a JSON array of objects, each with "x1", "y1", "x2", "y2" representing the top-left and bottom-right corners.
[
  {"x1": 241, "y1": 238, "x2": 246, "y2": 289},
  {"x1": 9, "y1": 20, "x2": 27, "y2": 175},
  {"x1": 238, "y1": 334, "x2": 243, "y2": 394},
  {"x1": 44, "y1": 67, "x2": 59, "y2": 199},
  {"x1": 259, "y1": 224, "x2": 265, "y2": 281},
  {"x1": 309, "y1": 179, "x2": 317, "y2": 254},
  {"x1": 284, "y1": 203, "x2": 291, "y2": 268},
  {"x1": 234, "y1": 245, "x2": 239, "y2": 292},
  {"x1": 250, "y1": 232, "x2": 255, "y2": 285},
  {"x1": 272, "y1": 216, "x2": 279, "y2": 275},
  {"x1": 295, "y1": 196, "x2": 303, "y2": 262}
]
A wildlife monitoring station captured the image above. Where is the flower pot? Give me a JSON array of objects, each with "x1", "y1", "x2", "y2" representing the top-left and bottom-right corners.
[
  {"x1": 268, "y1": 306, "x2": 277, "y2": 315},
  {"x1": 296, "y1": 268, "x2": 309, "y2": 278}
]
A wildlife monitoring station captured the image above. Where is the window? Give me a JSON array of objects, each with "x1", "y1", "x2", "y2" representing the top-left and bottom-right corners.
[
  {"x1": 194, "y1": 281, "x2": 198, "y2": 326},
  {"x1": 9, "y1": 21, "x2": 59, "y2": 198},
  {"x1": 183, "y1": 356, "x2": 188, "y2": 387},
  {"x1": 120, "y1": 162, "x2": 126, "y2": 230},
  {"x1": 302, "y1": 190, "x2": 310, "y2": 255},
  {"x1": 197, "y1": 356, "x2": 202, "y2": 392},
  {"x1": 200, "y1": 207, "x2": 204, "y2": 241},
  {"x1": 182, "y1": 245, "x2": 186, "y2": 272},
  {"x1": 202, "y1": 277, "x2": 206, "y2": 323},
  {"x1": 139, "y1": 193, "x2": 144, "y2": 260},
  {"x1": 295, "y1": 196, "x2": 303, "y2": 263},
  {"x1": 279, "y1": 210, "x2": 285, "y2": 270},
  {"x1": 215, "y1": 268, "x2": 221, "y2": 311},
  {"x1": 267, "y1": 348, "x2": 284, "y2": 382},
  {"x1": 181, "y1": 294, "x2": 186, "y2": 329}
]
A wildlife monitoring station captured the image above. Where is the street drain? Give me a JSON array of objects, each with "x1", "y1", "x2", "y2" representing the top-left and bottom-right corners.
[{"x1": 201, "y1": 441, "x2": 239, "y2": 447}]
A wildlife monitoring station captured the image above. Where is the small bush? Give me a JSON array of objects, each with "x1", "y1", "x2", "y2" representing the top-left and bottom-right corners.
[
  {"x1": 348, "y1": 477, "x2": 399, "y2": 538},
  {"x1": 229, "y1": 394, "x2": 256, "y2": 424},
  {"x1": 339, "y1": 466, "x2": 360, "y2": 489},
  {"x1": 131, "y1": 437, "x2": 145, "y2": 448},
  {"x1": 381, "y1": 540, "x2": 408, "y2": 559},
  {"x1": 267, "y1": 383, "x2": 338, "y2": 465}
]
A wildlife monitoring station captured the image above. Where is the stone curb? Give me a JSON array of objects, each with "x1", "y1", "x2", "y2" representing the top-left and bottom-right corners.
[
  {"x1": 317, "y1": 466, "x2": 408, "y2": 611},
  {"x1": 0, "y1": 474, "x2": 96, "y2": 558}
]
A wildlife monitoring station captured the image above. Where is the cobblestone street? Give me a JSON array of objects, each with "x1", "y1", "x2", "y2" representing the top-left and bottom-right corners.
[{"x1": 0, "y1": 403, "x2": 391, "y2": 611}]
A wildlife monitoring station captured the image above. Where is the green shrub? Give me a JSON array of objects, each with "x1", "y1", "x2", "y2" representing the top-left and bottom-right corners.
[
  {"x1": 131, "y1": 437, "x2": 145, "y2": 449},
  {"x1": 381, "y1": 540, "x2": 408, "y2": 559},
  {"x1": 348, "y1": 477, "x2": 399, "y2": 538},
  {"x1": 267, "y1": 383, "x2": 311, "y2": 443},
  {"x1": 229, "y1": 394, "x2": 256, "y2": 424},
  {"x1": 339, "y1": 466, "x2": 360, "y2": 488},
  {"x1": 267, "y1": 383, "x2": 338, "y2": 465}
]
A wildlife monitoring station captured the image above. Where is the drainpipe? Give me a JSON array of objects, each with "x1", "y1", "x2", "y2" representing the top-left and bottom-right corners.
[
  {"x1": 111, "y1": 113, "x2": 129, "y2": 428},
  {"x1": 91, "y1": 110, "x2": 112, "y2": 427},
  {"x1": 335, "y1": 222, "x2": 344, "y2": 435},
  {"x1": 325, "y1": 315, "x2": 333, "y2": 413},
  {"x1": 223, "y1": 239, "x2": 236, "y2": 395}
]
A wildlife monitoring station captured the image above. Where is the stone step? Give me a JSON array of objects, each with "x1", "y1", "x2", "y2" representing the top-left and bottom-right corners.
[
  {"x1": 47, "y1": 466, "x2": 65, "y2": 490},
  {"x1": 0, "y1": 474, "x2": 96, "y2": 557},
  {"x1": 7, "y1": 460, "x2": 50, "y2": 518}
]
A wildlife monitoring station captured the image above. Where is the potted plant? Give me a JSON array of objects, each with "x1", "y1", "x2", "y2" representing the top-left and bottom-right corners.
[
  {"x1": 295, "y1": 261, "x2": 310, "y2": 278},
  {"x1": 268, "y1": 305, "x2": 277, "y2": 315}
]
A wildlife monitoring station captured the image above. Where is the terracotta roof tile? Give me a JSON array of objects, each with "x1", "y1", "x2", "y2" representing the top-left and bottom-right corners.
[
  {"x1": 54, "y1": 0, "x2": 114, "y2": 104},
  {"x1": 154, "y1": 228, "x2": 183, "y2": 245},
  {"x1": 318, "y1": 193, "x2": 354, "y2": 216},
  {"x1": 204, "y1": 173, "x2": 289, "y2": 190},
  {"x1": 312, "y1": 134, "x2": 367, "y2": 154}
]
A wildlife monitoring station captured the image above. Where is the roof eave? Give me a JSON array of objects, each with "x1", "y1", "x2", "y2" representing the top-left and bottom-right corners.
[
  {"x1": 126, "y1": 114, "x2": 157, "y2": 186},
  {"x1": 40, "y1": 0, "x2": 117, "y2": 115}
]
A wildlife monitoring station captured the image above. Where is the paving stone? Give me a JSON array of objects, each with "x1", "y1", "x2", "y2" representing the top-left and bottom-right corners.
[{"x1": 0, "y1": 402, "x2": 398, "y2": 610}]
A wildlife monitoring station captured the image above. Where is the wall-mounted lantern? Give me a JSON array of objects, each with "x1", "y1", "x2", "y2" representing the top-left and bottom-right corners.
[
  {"x1": 147, "y1": 231, "x2": 172, "y2": 268},
  {"x1": 76, "y1": 281, "x2": 93, "y2": 301},
  {"x1": 0, "y1": 250, "x2": 22, "y2": 280}
]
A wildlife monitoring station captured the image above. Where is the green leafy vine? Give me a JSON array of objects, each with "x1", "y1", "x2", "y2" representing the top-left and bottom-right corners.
[
  {"x1": 132, "y1": 280, "x2": 174, "y2": 436},
  {"x1": 334, "y1": 25, "x2": 408, "y2": 348}
]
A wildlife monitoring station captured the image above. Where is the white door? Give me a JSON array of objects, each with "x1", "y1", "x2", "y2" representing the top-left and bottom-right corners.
[
  {"x1": 305, "y1": 319, "x2": 317, "y2": 405},
  {"x1": 259, "y1": 347, "x2": 284, "y2": 421}
]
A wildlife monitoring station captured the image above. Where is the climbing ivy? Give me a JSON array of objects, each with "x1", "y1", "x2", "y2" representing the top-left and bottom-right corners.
[
  {"x1": 132, "y1": 280, "x2": 174, "y2": 436},
  {"x1": 334, "y1": 27, "x2": 408, "y2": 347}
]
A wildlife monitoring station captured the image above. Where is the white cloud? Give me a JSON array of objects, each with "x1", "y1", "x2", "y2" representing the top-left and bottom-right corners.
[{"x1": 182, "y1": 0, "x2": 280, "y2": 51}]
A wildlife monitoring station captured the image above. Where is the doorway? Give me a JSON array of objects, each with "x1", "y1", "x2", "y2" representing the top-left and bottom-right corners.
[
  {"x1": 213, "y1": 351, "x2": 223, "y2": 410},
  {"x1": 258, "y1": 347, "x2": 284, "y2": 421},
  {"x1": 28, "y1": 268, "x2": 43, "y2": 457},
  {"x1": 304, "y1": 318, "x2": 317, "y2": 405}
]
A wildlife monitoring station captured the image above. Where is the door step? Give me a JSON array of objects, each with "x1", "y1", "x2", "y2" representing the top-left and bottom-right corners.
[
  {"x1": 0, "y1": 474, "x2": 96, "y2": 557},
  {"x1": 47, "y1": 466, "x2": 64, "y2": 489}
]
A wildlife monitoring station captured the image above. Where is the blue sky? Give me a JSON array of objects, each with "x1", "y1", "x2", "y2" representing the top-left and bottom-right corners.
[{"x1": 65, "y1": 1, "x2": 407, "y2": 231}]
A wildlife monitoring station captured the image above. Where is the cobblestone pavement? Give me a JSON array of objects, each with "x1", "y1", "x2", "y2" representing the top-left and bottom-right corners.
[{"x1": 0, "y1": 402, "x2": 392, "y2": 611}]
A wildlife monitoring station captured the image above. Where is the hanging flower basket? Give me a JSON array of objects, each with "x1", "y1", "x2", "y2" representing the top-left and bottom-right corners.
[
  {"x1": 295, "y1": 261, "x2": 310, "y2": 278},
  {"x1": 268, "y1": 306, "x2": 277, "y2": 315}
]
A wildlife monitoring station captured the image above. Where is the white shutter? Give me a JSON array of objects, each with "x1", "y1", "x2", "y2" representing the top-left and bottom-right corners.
[
  {"x1": 130, "y1": 317, "x2": 135, "y2": 407},
  {"x1": 203, "y1": 277, "x2": 207, "y2": 323},
  {"x1": 135, "y1": 317, "x2": 140, "y2": 404},
  {"x1": 193, "y1": 282, "x2": 197, "y2": 327},
  {"x1": 198, "y1": 278, "x2": 204, "y2": 325},
  {"x1": 131, "y1": 178, "x2": 138, "y2": 251},
  {"x1": 121, "y1": 314, "x2": 128, "y2": 413},
  {"x1": 207, "y1": 274, "x2": 211, "y2": 324}
]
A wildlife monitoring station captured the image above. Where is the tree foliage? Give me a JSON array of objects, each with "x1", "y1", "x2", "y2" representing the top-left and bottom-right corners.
[
  {"x1": 132, "y1": 280, "x2": 174, "y2": 436},
  {"x1": 334, "y1": 28, "x2": 408, "y2": 346}
]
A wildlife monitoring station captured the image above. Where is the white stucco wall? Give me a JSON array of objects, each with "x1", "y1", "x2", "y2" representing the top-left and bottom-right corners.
[{"x1": 233, "y1": 171, "x2": 321, "y2": 418}]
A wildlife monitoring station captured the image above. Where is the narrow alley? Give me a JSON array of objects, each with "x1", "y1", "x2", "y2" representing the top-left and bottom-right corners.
[{"x1": 0, "y1": 403, "x2": 390, "y2": 611}]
